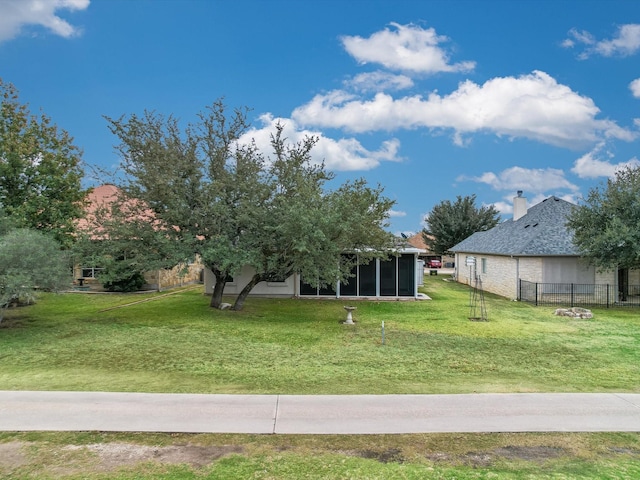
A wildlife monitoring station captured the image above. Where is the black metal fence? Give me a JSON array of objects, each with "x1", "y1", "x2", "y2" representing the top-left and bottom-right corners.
[{"x1": 519, "y1": 280, "x2": 640, "y2": 307}]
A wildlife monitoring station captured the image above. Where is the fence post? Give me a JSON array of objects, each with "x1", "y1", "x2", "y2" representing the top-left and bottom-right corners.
[
  {"x1": 571, "y1": 283, "x2": 574, "y2": 307},
  {"x1": 535, "y1": 282, "x2": 538, "y2": 306},
  {"x1": 607, "y1": 284, "x2": 609, "y2": 308}
]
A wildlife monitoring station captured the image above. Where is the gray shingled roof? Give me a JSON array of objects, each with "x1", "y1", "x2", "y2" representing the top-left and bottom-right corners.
[{"x1": 449, "y1": 196, "x2": 580, "y2": 256}]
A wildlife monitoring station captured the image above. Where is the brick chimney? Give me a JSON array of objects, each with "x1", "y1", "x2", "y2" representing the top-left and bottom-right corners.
[{"x1": 513, "y1": 191, "x2": 527, "y2": 221}]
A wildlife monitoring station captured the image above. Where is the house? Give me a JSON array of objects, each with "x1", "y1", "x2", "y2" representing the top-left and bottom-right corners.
[
  {"x1": 74, "y1": 184, "x2": 203, "y2": 291},
  {"x1": 406, "y1": 232, "x2": 455, "y2": 267},
  {"x1": 203, "y1": 245, "x2": 426, "y2": 299},
  {"x1": 449, "y1": 192, "x2": 640, "y2": 301}
]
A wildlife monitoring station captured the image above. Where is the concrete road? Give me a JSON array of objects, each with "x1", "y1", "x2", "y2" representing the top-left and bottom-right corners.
[{"x1": 1, "y1": 391, "x2": 640, "y2": 434}]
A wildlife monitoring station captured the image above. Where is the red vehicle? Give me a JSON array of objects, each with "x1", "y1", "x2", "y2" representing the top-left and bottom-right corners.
[{"x1": 426, "y1": 259, "x2": 442, "y2": 268}]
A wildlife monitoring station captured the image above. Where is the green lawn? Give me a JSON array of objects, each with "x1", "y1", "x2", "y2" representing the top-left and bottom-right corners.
[
  {"x1": 2, "y1": 431, "x2": 640, "y2": 479},
  {"x1": 1, "y1": 275, "x2": 639, "y2": 394},
  {"x1": 2, "y1": 275, "x2": 640, "y2": 478}
]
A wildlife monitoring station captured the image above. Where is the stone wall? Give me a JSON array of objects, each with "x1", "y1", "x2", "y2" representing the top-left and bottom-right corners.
[{"x1": 143, "y1": 259, "x2": 203, "y2": 291}]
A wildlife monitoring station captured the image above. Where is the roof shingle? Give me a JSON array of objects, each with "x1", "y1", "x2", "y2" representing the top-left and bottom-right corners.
[{"x1": 450, "y1": 196, "x2": 580, "y2": 256}]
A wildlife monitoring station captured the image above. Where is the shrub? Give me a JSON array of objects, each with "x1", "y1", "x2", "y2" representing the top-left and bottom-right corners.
[{"x1": 103, "y1": 272, "x2": 146, "y2": 292}]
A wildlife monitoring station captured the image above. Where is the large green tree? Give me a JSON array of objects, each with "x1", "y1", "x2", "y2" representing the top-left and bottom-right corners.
[
  {"x1": 422, "y1": 194, "x2": 500, "y2": 255},
  {"x1": 104, "y1": 102, "x2": 266, "y2": 307},
  {"x1": 0, "y1": 79, "x2": 86, "y2": 247},
  {"x1": 0, "y1": 227, "x2": 69, "y2": 324},
  {"x1": 104, "y1": 101, "x2": 395, "y2": 310},
  {"x1": 230, "y1": 126, "x2": 395, "y2": 310},
  {"x1": 566, "y1": 166, "x2": 640, "y2": 271}
]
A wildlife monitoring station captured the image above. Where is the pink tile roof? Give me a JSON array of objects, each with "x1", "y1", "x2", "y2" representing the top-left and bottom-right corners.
[
  {"x1": 407, "y1": 232, "x2": 429, "y2": 251},
  {"x1": 77, "y1": 184, "x2": 157, "y2": 238}
]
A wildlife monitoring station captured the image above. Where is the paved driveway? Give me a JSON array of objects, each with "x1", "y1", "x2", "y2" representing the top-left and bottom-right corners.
[{"x1": 2, "y1": 391, "x2": 640, "y2": 434}]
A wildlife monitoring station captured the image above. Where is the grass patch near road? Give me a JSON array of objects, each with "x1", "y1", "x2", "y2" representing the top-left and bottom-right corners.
[
  {"x1": 2, "y1": 431, "x2": 640, "y2": 479},
  {"x1": 1, "y1": 276, "x2": 639, "y2": 394}
]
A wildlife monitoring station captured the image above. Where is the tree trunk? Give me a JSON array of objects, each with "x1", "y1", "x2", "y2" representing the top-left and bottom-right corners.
[
  {"x1": 209, "y1": 271, "x2": 227, "y2": 309},
  {"x1": 231, "y1": 273, "x2": 263, "y2": 311}
]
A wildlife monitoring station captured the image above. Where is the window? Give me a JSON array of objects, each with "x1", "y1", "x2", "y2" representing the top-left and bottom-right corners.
[
  {"x1": 481, "y1": 258, "x2": 487, "y2": 274},
  {"x1": 299, "y1": 277, "x2": 318, "y2": 295},
  {"x1": 339, "y1": 258, "x2": 358, "y2": 296},
  {"x1": 318, "y1": 282, "x2": 337, "y2": 296},
  {"x1": 299, "y1": 275, "x2": 337, "y2": 295},
  {"x1": 398, "y1": 254, "x2": 415, "y2": 296},
  {"x1": 358, "y1": 260, "x2": 376, "y2": 296},
  {"x1": 81, "y1": 267, "x2": 103, "y2": 279},
  {"x1": 380, "y1": 257, "x2": 397, "y2": 296},
  {"x1": 298, "y1": 254, "x2": 418, "y2": 298}
]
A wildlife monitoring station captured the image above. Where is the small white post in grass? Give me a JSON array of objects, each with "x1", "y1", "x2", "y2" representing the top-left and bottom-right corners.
[
  {"x1": 343, "y1": 306, "x2": 356, "y2": 324},
  {"x1": 381, "y1": 320, "x2": 385, "y2": 345}
]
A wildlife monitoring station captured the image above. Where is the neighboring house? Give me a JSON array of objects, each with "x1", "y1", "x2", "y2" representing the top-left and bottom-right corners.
[
  {"x1": 406, "y1": 232, "x2": 430, "y2": 264},
  {"x1": 204, "y1": 245, "x2": 426, "y2": 299},
  {"x1": 449, "y1": 192, "x2": 640, "y2": 301},
  {"x1": 74, "y1": 184, "x2": 203, "y2": 291},
  {"x1": 406, "y1": 232, "x2": 455, "y2": 267}
]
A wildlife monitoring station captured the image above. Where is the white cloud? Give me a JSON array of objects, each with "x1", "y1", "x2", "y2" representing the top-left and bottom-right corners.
[
  {"x1": 562, "y1": 28, "x2": 595, "y2": 49},
  {"x1": 345, "y1": 71, "x2": 414, "y2": 92},
  {"x1": 340, "y1": 22, "x2": 475, "y2": 74},
  {"x1": 458, "y1": 166, "x2": 579, "y2": 194},
  {"x1": 293, "y1": 70, "x2": 634, "y2": 148},
  {"x1": 388, "y1": 209, "x2": 407, "y2": 217},
  {"x1": 571, "y1": 143, "x2": 640, "y2": 179},
  {"x1": 491, "y1": 201, "x2": 513, "y2": 217},
  {"x1": 0, "y1": 0, "x2": 89, "y2": 43},
  {"x1": 563, "y1": 24, "x2": 640, "y2": 59},
  {"x1": 630, "y1": 78, "x2": 640, "y2": 98},
  {"x1": 593, "y1": 24, "x2": 640, "y2": 57},
  {"x1": 239, "y1": 113, "x2": 403, "y2": 172}
]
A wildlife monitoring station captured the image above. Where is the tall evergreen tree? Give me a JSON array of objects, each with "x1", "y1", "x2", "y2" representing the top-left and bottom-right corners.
[{"x1": 422, "y1": 194, "x2": 500, "y2": 255}]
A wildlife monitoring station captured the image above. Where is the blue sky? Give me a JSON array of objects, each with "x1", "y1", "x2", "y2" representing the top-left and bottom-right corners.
[{"x1": 1, "y1": 0, "x2": 639, "y2": 235}]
